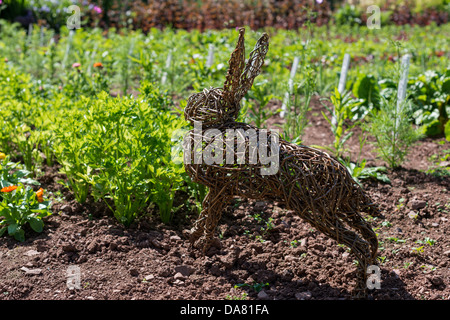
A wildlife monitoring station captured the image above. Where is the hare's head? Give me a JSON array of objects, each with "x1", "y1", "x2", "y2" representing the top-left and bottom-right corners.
[{"x1": 184, "y1": 28, "x2": 269, "y2": 127}]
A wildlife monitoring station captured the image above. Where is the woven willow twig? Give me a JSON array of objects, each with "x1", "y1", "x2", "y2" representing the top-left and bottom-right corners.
[{"x1": 183, "y1": 28, "x2": 379, "y2": 298}]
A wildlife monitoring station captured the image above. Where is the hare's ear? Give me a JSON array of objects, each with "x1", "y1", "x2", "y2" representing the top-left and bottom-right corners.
[
  {"x1": 235, "y1": 32, "x2": 269, "y2": 102},
  {"x1": 223, "y1": 27, "x2": 246, "y2": 105}
]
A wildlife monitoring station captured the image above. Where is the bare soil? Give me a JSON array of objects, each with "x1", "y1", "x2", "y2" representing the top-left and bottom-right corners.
[{"x1": 0, "y1": 96, "x2": 449, "y2": 300}]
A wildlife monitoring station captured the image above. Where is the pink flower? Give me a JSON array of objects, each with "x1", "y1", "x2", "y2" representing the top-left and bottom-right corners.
[
  {"x1": 93, "y1": 6, "x2": 102, "y2": 14},
  {"x1": 316, "y1": 0, "x2": 323, "y2": 3},
  {"x1": 72, "y1": 62, "x2": 81, "y2": 68}
]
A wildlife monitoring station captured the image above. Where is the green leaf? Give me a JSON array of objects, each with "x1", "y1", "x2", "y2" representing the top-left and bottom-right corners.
[
  {"x1": 28, "y1": 217, "x2": 44, "y2": 233},
  {"x1": 353, "y1": 74, "x2": 381, "y2": 109},
  {"x1": 8, "y1": 223, "x2": 18, "y2": 236},
  {"x1": 14, "y1": 228, "x2": 25, "y2": 242},
  {"x1": 340, "y1": 131, "x2": 354, "y2": 146},
  {"x1": 445, "y1": 120, "x2": 450, "y2": 142},
  {"x1": 420, "y1": 119, "x2": 442, "y2": 137},
  {"x1": 441, "y1": 78, "x2": 450, "y2": 94}
]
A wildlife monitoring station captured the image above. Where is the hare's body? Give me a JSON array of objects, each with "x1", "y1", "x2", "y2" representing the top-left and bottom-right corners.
[{"x1": 183, "y1": 29, "x2": 379, "y2": 298}]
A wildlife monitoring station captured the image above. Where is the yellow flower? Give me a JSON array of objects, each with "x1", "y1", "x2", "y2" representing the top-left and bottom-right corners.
[{"x1": 0, "y1": 152, "x2": 6, "y2": 160}]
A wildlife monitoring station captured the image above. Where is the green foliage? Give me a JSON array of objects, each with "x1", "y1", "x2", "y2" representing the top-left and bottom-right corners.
[
  {"x1": 282, "y1": 67, "x2": 316, "y2": 144},
  {"x1": 334, "y1": 4, "x2": 362, "y2": 26},
  {"x1": 0, "y1": 184, "x2": 52, "y2": 241},
  {"x1": 63, "y1": 63, "x2": 109, "y2": 98},
  {"x1": 1, "y1": 19, "x2": 449, "y2": 233},
  {"x1": 365, "y1": 97, "x2": 422, "y2": 169},
  {"x1": 234, "y1": 282, "x2": 269, "y2": 293},
  {"x1": 321, "y1": 88, "x2": 361, "y2": 159},
  {"x1": 53, "y1": 87, "x2": 186, "y2": 226},
  {"x1": 0, "y1": 156, "x2": 39, "y2": 190},
  {"x1": 445, "y1": 121, "x2": 450, "y2": 141},
  {"x1": 246, "y1": 80, "x2": 277, "y2": 128},
  {"x1": 343, "y1": 159, "x2": 391, "y2": 185},
  {"x1": 352, "y1": 74, "x2": 381, "y2": 118},
  {"x1": 425, "y1": 148, "x2": 450, "y2": 177},
  {"x1": 408, "y1": 68, "x2": 450, "y2": 137}
]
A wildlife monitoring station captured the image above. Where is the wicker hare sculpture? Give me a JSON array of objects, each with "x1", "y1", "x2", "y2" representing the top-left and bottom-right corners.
[{"x1": 183, "y1": 28, "x2": 379, "y2": 297}]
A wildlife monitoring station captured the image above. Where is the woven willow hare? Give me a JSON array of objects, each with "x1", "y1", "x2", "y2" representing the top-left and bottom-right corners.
[{"x1": 183, "y1": 28, "x2": 379, "y2": 298}]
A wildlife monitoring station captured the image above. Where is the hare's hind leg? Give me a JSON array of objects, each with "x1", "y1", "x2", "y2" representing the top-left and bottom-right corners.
[
  {"x1": 312, "y1": 217, "x2": 374, "y2": 299},
  {"x1": 352, "y1": 216, "x2": 378, "y2": 262},
  {"x1": 190, "y1": 189, "x2": 229, "y2": 253},
  {"x1": 335, "y1": 222, "x2": 375, "y2": 298}
]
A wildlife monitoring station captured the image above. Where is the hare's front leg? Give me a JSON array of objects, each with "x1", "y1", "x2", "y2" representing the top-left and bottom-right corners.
[{"x1": 189, "y1": 188, "x2": 228, "y2": 253}]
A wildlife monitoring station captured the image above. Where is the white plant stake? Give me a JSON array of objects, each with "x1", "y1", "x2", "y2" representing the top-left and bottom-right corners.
[
  {"x1": 395, "y1": 54, "x2": 411, "y2": 131},
  {"x1": 28, "y1": 23, "x2": 33, "y2": 40},
  {"x1": 397, "y1": 54, "x2": 411, "y2": 111},
  {"x1": 280, "y1": 56, "x2": 300, "y2": 118},
  {"x1": 333, "y1": 53, "x2": 351, "y2": 127},
  {"x1": 206, "y1": 44, "x2": 215, "y2": 69},
  {"x1": 161, "y1": 52, "x2": 172, "y2": 85},
  {"x1": 338, "y1": 53, "x2": 351, "y2": 94}
]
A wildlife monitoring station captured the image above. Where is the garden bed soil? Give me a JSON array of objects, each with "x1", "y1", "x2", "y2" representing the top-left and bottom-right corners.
[{"x1": 0, "y1": 97, "x2": 449, "y2": 300}]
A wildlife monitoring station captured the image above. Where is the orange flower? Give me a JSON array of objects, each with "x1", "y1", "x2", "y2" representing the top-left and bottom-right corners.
[
  {"x1": 36, "y1": 188, "x2": 44, "y2": 203},
  {"x1": 93, "y1": 62, "x2": 103, "y2": 68},
  {"x1": 1, "y1": 185, "x2": 18, "y2": 193}
]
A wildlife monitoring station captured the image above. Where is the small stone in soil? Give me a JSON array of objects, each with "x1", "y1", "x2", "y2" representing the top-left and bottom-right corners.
[
  {"x1": 129, "y1": 269, "x2": 139, "y2": 277},
  {"x1": 24, "y1": 250, "x2": 39, "y2": 257},
  {"x1": 295, "y1": 291, "x2": 312, "y2": 300},
  {"x1": 257, "y1": 290, "x2": 270, "y2": 300},
  {"x1": 427, "y1": 276, "x2": 443, "y2": 286},
  {"x1": 174, "y1": 265, "x2": 194, "y2": 277},
  {"x1": 144, "y1": 275, "x2": 155, "y2": 281},
  {"x1": 62, "y1": 244, "x2": 78, "y2": 252},
  {"x1": 20, "y1": 267, "x2": 42, "y2": 275},
  {"x1": 409, "y1": 199, "x2": 427, "y2": 210},
  {"x1": 174, "y1": 272, "x2": 185, "y2": 280}
]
